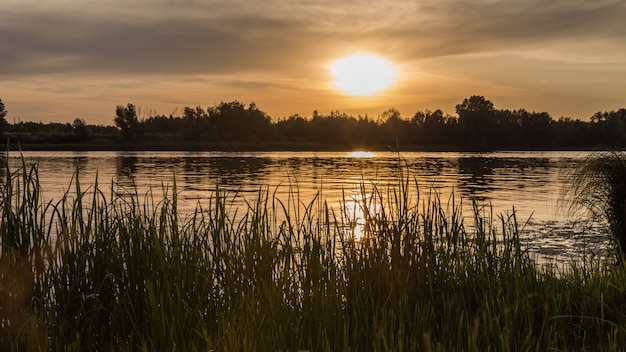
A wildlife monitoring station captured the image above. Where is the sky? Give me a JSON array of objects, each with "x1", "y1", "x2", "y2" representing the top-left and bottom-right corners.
[{"x1": 1, "y1": 0, "x2": 625, "y2": 125}]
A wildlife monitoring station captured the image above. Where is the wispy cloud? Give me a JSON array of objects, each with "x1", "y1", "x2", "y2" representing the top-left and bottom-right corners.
[
  {"x1": 2, "y1": 0, "x2": 624, "y2": 77},
  {"x1": 1, "y1": 0, "x2": 625, "y2": 122}
]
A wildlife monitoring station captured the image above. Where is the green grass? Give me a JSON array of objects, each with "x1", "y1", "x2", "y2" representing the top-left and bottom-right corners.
[
  {"x1": 1, "y1": 157, "x2": 625, "y2": 351},
  {"x1": 562, "y1": 150, "x2": 626, "y2": 258}
]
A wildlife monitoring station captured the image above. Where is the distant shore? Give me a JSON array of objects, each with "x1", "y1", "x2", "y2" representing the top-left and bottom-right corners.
[{"x1": 4, "y1": 140, "x2": 612, "y2": 153}]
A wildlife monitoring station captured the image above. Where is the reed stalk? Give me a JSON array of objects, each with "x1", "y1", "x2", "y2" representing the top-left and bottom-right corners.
[
  {"x1": 562, "y1": 150, "x2": 626, "y2": 260},
  {"x1": 0, "y1": 156, "x2": 624, "y2": 351}
]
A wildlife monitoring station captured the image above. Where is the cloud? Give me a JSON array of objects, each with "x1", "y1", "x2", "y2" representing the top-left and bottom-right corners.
[
  {"x1": 0, "y1": 5, "x2": 312, "y2": 77},
  {"x1": 385, "y1": 0, "x2": 626, "y2": 61},
  {"x1": 1, "y1": 0, "x2": 624, "y2": 80},
  {"x1": 1, "y1": 0, "x2": 625, "y2": 123}
]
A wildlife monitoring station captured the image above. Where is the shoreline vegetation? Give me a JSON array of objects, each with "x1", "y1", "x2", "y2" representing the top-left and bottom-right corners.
[
  {"x1": 1, "y1": 157, "x2": 626, "y2": 350},
  {"x1": 5, "y1": 140, "x2": 613, "y2": 153},
  {"x1": 1, "y1": 96, "x2": 626, "y2": 152}
]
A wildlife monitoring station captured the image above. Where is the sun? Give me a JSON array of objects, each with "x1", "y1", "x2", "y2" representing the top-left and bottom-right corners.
[{"x1": 330, "y1": 54, "x2": 396, "y2": 96}]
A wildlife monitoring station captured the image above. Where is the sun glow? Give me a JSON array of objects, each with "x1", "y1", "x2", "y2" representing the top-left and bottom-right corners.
[
  {"x1": 330, "y1": 54, "x2": 396, "y2": 96},
  {"x1": 347, "y1": 151, "x2": 375, "y2": 158}
]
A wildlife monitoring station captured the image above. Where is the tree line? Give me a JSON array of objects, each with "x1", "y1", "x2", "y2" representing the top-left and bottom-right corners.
[{"x1": 1, "y1": 96, "x2": 626, "y2": 150}]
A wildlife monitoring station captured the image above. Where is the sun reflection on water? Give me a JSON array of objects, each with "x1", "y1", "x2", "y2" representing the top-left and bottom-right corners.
[
  {"x1": 340, "y1": 191, "x2": 380, "y2": 241},
  {"x1": 347, "y1": 151, "x2": 376, "y2": 158}
]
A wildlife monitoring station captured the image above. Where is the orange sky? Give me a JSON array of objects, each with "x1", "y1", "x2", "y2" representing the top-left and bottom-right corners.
[{"x1": 1, "y1": 0, "x2": 625, "y2": 125}]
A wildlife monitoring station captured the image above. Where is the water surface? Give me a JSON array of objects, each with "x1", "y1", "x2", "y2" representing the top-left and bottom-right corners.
[{"x1": 5, "y1": 150, "x2": 611, "y2": 265}]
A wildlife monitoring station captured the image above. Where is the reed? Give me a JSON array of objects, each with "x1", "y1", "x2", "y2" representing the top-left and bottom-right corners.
[
  {"x1": 0, "y1": 157, "x2": 625, "y2": 351},
  {"x1": 562, "y1": 150, "x2": 626, "y2": 259}
]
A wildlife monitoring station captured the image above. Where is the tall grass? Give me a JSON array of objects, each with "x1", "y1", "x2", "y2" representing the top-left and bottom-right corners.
[
  {"x1": 562, "y1": 150, "x2": 626, "y2": 258},
  {"x1": 0, "y1": 157, "x2": 625, "y2": 351}
]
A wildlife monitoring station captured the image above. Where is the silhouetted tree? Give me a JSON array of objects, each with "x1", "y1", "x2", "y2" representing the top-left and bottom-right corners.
[
  {"x1": 143, "y1": 114, "x2": 184, "y2": 137},
  {"x1": 114, "y1": 103, "x2": 142, "y2": 142},
  {"x1": 207, "y1": 101, "x2": 271, "y2": 143},
  {"x1": 72, "y1": 118, "x2": 90, "y2": 141},
  {"x1": 518, "y1": 110, "x2": 553, "y2": 147},
  {"x1": 275, "y1": 114, "x2": 311, "y2": 143},
  {"x1": 8, "y1": 95, "x2": 625, "y2": 150},
  {"x1": 308, "y1": 110, "x2": 362, "y2": 146},
  {"x1": 552, "y1": 116, "x2": 590, "y2": 147},
  {"x1": 182, "y1": 106, "x2": 209, "y2": 140},
  {"x1": 412, "y1": 109, "x2": 455, "y2": 145},
  {"x1": 381, "y1": 108, "x2": 412, "y2": 146},
  {"x1": 590, "y1": 109, "x2": 626, "y2": 146},
  {"x1": 456, "y1": 95, "x2": 496, "y2": 147},
  {"x1": 0, "y1": 99, "x2": 7, "y2": 135}
]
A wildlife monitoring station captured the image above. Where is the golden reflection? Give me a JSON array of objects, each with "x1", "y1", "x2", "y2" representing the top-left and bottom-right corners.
[
  {"x1": 347, "y1": 151, "x2": 375, "y2": 158},
  {"x1": 341, "y1": 191, "x2": 379, "y2": 241}
]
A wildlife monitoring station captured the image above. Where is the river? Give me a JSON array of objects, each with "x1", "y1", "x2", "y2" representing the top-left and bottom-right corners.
[{"x1": 2, "y1": 150, "x2": 612, "y2": 266}]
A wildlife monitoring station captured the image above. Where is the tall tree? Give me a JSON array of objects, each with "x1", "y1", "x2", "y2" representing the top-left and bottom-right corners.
[
  {"x1": 455, "y1": 95, "x2": 494, "y2": 115},
  {"x1": 0, "y1": 99, "x2": 7, "y2": 135},
  {"x1": 114, "y1": 103, "x2": 142, "y2": 142},
  {"x1": 72, "y1": 118, "x2": 90, "y2": 141},
  {"x1": 207, "y1": 101, "x2": 271, "y2": 142},
  {"x1": 455, "y1": 95, "x2": 496, "y2": 147},
  {"x1": 381, "y1": 108, "x2": 411, "y2": 145}
]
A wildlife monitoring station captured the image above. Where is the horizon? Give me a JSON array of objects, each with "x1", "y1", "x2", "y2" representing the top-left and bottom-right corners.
[{"x1": 1, "y1": 0, "x2": 625, "y2": 125}]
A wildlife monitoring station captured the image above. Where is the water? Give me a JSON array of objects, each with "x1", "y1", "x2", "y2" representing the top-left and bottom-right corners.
[{"x1": 2, "y1": 150, "x2": 612, "y2": 266}]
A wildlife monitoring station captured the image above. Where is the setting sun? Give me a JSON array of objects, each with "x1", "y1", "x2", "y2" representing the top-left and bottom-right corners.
[{"x1": 330, "y1": 54, "x2": 396, "y2": 96}]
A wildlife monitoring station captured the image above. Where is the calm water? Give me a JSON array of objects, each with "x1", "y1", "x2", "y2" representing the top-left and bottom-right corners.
[{"x1": 3, "y1": 150, "x2": 612, "y2": 265}]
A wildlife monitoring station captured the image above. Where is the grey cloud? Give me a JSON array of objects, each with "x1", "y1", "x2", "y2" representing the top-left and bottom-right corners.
[
  {"x1": 0, "y1": 11, "x2": 313, "y2": 77},
  {"x1": 1, "y1": 0, "x2": 625, "y2": 80},
  {"x1": 393, "y1": 0, "x2": 626, "y2": 59}
]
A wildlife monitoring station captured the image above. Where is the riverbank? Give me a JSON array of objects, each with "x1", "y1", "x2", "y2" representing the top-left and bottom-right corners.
[
  {"x1": 4, "y1": 138, "x2": 613, "y2": 152},
  {"x1": 1, "y1": 160, "x2": 624, "y2": 351}
]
